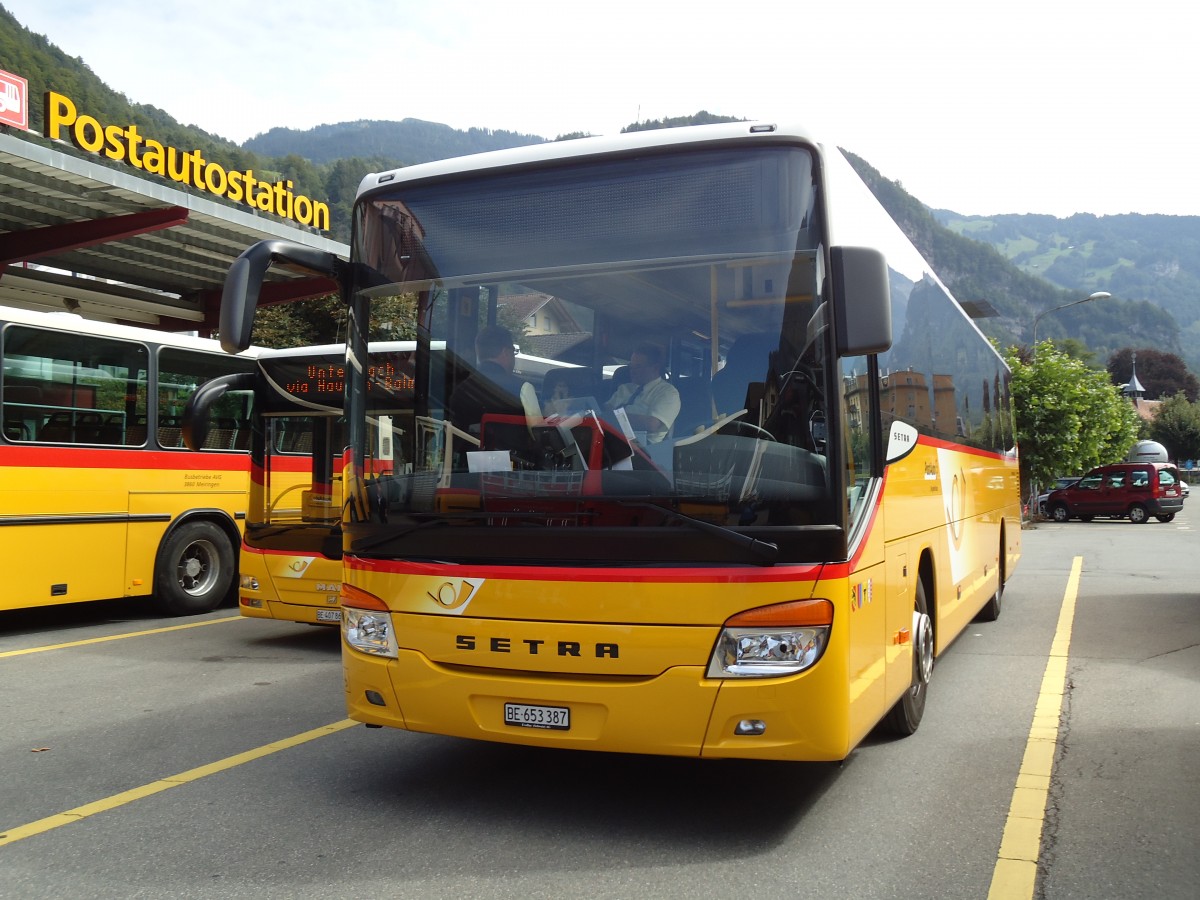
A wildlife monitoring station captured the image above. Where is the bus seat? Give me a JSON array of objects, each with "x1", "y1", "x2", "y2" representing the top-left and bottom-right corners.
[
  {"x1": 203, "y1": 417, "x2": 239, "y2": 450},
  {"x1": 604, "y1": 365, "x2": 630, "y2": 402},
  {"x1": 158, "y1": 416, "x2": 183, "y2": 448},
  {"x1": 39, "y1": 411, "x2": 76, "y2": 442},
  {"x1": 233, "y1": 425, "x2": 252, "y2": 451},
  {"x1": 712, "y1": 333, "x2": 778, "y2": 416},
  {"x1": 98, "y1": 413, "x2": 127, "y2": 444},
  {"x1": 126, "y1": 415, "x2": 148, "y2": 446},
  {"x1": 671, "y1": 376, "x2": 715, "y2": 439},
  {"x1": 4, "y1": 417, "x2": 29, "y2": 441},
  {"x1": 541, "y1": 366, "x2": 600, "y2": 404}
]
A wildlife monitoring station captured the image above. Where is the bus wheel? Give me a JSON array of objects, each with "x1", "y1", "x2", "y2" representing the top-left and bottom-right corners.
[
  {"x1": 883, "y1": 579, "x2": 932, "y2": 736},
  {"x1": 154, "y1": 521, "x2": 235, "y2": 616},
  {"x1": 976, "y1": 561, "x2": 1003, "y2": 622}
]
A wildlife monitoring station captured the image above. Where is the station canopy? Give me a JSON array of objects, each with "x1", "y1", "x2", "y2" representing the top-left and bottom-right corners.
[{"x1": 0, "y1": 131, "x2": 348, "y2": 333}]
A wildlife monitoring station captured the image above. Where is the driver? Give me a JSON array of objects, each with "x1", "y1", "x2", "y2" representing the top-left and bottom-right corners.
[
  {"x1": 605, "y1": 343, "x2": 680, "y2": 444},
  {"x1": 448, "y1": 325, "x2": 526, "y2": 434}
]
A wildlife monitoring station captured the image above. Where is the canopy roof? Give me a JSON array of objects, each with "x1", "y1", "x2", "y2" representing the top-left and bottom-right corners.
[{"x1": 0, "y1": 131, "x2": 348, "y2": 332}]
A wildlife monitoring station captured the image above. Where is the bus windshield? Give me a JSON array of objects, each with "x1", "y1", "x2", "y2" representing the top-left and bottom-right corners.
[{"x1": 347, "y1": 145, "x2": 837, "y2": 564}]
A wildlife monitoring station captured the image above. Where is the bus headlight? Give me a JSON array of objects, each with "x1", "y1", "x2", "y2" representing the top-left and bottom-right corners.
[
  {"x1": 343, "y1": 607, "x2": 398, "y2": 658},
  {"x1": 707, "y1": 599, "x2": 833, "y2": 678},
  {"x1": 341, "y1": 584, "x2": 398, "y2": 658}
]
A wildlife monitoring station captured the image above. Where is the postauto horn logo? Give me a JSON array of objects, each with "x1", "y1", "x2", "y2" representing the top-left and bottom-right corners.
[{"x1": 0, "y1": 68, "x2": 29, "y2": 130}]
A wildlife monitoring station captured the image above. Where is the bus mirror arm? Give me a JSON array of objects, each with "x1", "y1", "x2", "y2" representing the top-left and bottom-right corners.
[
  {"x1": 830, "y1": 246, "x2": 893, "y2": 357},
  {"x1": 182, "y1": 371, "x2": 256, "y2": 451},
  {"x1": 220, "y1": 240, "x2": 346, "y2": 354}
]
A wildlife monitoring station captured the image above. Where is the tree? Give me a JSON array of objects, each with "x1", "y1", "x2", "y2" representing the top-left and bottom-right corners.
[
  {"x1": 1005, "y1": 343, "x2": 1141, "y2": 502},
  {"x1": 249, "y1": 293, "x2": 417, "y2": 349},
  {"x1": 1148, "y1": 393, "x2": 1200, "y2": 462},
  {"x1": 1107, "y1": 348, "x2": 1200, "y2": 401}
]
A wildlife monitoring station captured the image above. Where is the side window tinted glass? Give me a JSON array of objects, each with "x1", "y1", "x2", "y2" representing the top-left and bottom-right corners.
[{"x1": 3, "y1": 325, "x2": 148, "y2": 445}]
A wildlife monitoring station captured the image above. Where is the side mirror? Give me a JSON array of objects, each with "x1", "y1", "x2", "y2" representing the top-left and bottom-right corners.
[
  {"x1": 830, "y1": 246, "x2": 893, "y2": 356},
  {"x1": 182, "y1": 371, "x2": 256, "y2": 451},
  {"x1": 221, "y1": 240, "x2": 345, "y2": 353}
]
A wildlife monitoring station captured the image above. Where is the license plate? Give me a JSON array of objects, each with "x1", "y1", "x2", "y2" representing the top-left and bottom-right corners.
[
  {"x1": 504, "y1": 702, "x2": 570, "y2": 730},
  {"x1": 315, "y1": 608, "x2": 342, "y2": 622}
]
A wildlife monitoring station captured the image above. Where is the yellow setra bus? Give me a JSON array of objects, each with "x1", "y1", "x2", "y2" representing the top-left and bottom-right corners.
[{"x1": 214, "y1": 122, "x2": 1022, "y2": 760}]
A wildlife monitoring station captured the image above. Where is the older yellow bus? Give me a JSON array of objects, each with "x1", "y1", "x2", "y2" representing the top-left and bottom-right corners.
[
  {"x1": 215, "y1": 122, "x2": 1021, "y2": 760},
  {"x1": 1, "y1": 304, "x2": 257, "y2": 615}
]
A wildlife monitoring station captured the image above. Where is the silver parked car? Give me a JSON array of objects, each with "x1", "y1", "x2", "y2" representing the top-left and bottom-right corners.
[{"x1": 1038, "y1": 476, "x2": 1080, "y2": 516}]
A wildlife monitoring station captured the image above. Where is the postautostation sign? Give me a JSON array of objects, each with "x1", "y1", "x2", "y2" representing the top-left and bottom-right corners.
[
  {"x1": 0, "y1": 64, "x2": 330, "y2": 232},
  {"x1": 42, "y1": 90, "x2": 330, "y2": 231}
]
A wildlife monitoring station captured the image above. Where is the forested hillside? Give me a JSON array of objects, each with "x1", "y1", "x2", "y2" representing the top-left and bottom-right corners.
[
  {"x1": 934, "y1": 210, "x2": 1200, "y2": 369},
  {"x1": 846, "y1": 152, "x2": 1184, "y2": 363},
  {"x1": 244, "y1": 119, "x2": 545, "y2": 166}
]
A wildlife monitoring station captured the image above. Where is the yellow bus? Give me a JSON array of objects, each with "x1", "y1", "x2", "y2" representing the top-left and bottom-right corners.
[
  {"x1": 1, "y1": 304, "x2": 258, "y2": 615},
  {"x1": 185, "y1": 341, "x2": 567, "y2": 625},
  {"x1": 216, "y1": 122, "x2": 1022, "y2": 760}
]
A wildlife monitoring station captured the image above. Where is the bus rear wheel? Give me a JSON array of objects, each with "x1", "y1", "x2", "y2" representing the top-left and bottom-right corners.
[
  {"x1": 154, "y1": 521, "x2": 235, "y2": 616},
  {"x1": 883, "y1": 579, "x2": 932, "y2": 736}
]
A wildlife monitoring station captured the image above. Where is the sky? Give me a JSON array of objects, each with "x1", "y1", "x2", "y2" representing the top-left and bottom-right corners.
[{"x1": 4, "y1": 0, "x2": 1197, "y2": 218}]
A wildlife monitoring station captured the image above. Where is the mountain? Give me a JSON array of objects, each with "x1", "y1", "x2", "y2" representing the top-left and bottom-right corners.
[
  {"x1": 932, "y1": 210, "x2": 1200, "y2": 369},
  {"x1": 844, "y1": 152, "x2": 1186, "y2": 369},
  {"x1": 244, "y1": 119, "x2": 546, "y2": 167}
]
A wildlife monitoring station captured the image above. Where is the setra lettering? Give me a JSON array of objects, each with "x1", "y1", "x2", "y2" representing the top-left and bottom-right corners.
[{"x1": 455, "y1": 635, "x2": 619, "y2": 658}]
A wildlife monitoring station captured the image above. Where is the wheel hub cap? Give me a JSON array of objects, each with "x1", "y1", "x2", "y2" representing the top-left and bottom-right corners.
[{"x1": 912, "y1": 611, "x2": 934, "y2": 684}]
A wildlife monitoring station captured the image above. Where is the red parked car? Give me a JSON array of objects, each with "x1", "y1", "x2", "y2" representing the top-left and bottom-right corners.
[{"x1": 1044, "y1": 462, "x2": 1185, "y2": 524}]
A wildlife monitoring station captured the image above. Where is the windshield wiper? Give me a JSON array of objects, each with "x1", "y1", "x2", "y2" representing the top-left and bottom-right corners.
[{"x1": 616, "y1": 501, "x2": 779, "y2": 565}]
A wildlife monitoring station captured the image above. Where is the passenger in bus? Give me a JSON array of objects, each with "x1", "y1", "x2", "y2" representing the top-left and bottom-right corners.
[
  {"x1": 542, "y1": 369, "x2": 574, "y2": 416},
  {"x1": 605, "y1": 343, "x2": 680, "y2": 444},
  {"x1": 448, "y1": 325, "x2": 526, "y2": 433}
]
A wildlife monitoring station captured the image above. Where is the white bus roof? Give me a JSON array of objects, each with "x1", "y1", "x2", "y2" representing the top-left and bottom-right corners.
[
  {"x1": 1, "y1": 303, "x2": 261, "y2": 357},
  {"x1": 357, "y1": 121, "x2": 821, "y2": 198}
]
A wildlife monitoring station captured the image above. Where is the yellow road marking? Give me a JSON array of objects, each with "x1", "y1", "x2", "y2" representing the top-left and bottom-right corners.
[
  {"x1": 0, "y1": 615, "x2": 243, "y2": 659},
  {"x1": 0, "y1": 719, "x2": 358, "y2": 847},
  {"x1": 987, "y1": 555, "x2": 1082, "y2": 899}
]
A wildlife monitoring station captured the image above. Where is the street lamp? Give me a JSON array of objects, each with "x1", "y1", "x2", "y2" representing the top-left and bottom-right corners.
[
  {"x1": 1031, "y1": 291, "x2": 1112, "y2": 357},
  {"x1": 1024, "y1": 290, "x2": 1112, "y2": 519}
]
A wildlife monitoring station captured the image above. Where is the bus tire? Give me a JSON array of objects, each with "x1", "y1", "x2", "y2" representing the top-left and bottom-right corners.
[
  {"x1": 154, "y1": 520, "x2": 235, "y2": 616},
  {"x1": 976, "y1": 553, "x2": 1003, "y2": 622},
  {"x1": 883, "y1": 578, "x2": 932, "y2": 736}
]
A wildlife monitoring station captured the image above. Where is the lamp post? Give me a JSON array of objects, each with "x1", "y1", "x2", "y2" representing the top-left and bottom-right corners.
[
  {"x1": 1025, "y1": 290, "x2": 1112, "y2": 519},
  {"x1": 1031, "y1": 291, "x2": 1112, "y2": 357}
]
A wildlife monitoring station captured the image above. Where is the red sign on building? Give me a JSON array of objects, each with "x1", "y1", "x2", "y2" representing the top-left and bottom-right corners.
[{"x1": 0, "y1": 68, "x2": 30, "y2": 131}]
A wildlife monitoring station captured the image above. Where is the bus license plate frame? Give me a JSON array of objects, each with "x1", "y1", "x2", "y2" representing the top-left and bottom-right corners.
[
  {"x1": 315, "y1": 609, "x2": 342, "y2": 622},
  {"x1": 504, "y1": 702, "x2": 570, "y2": 731}
]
